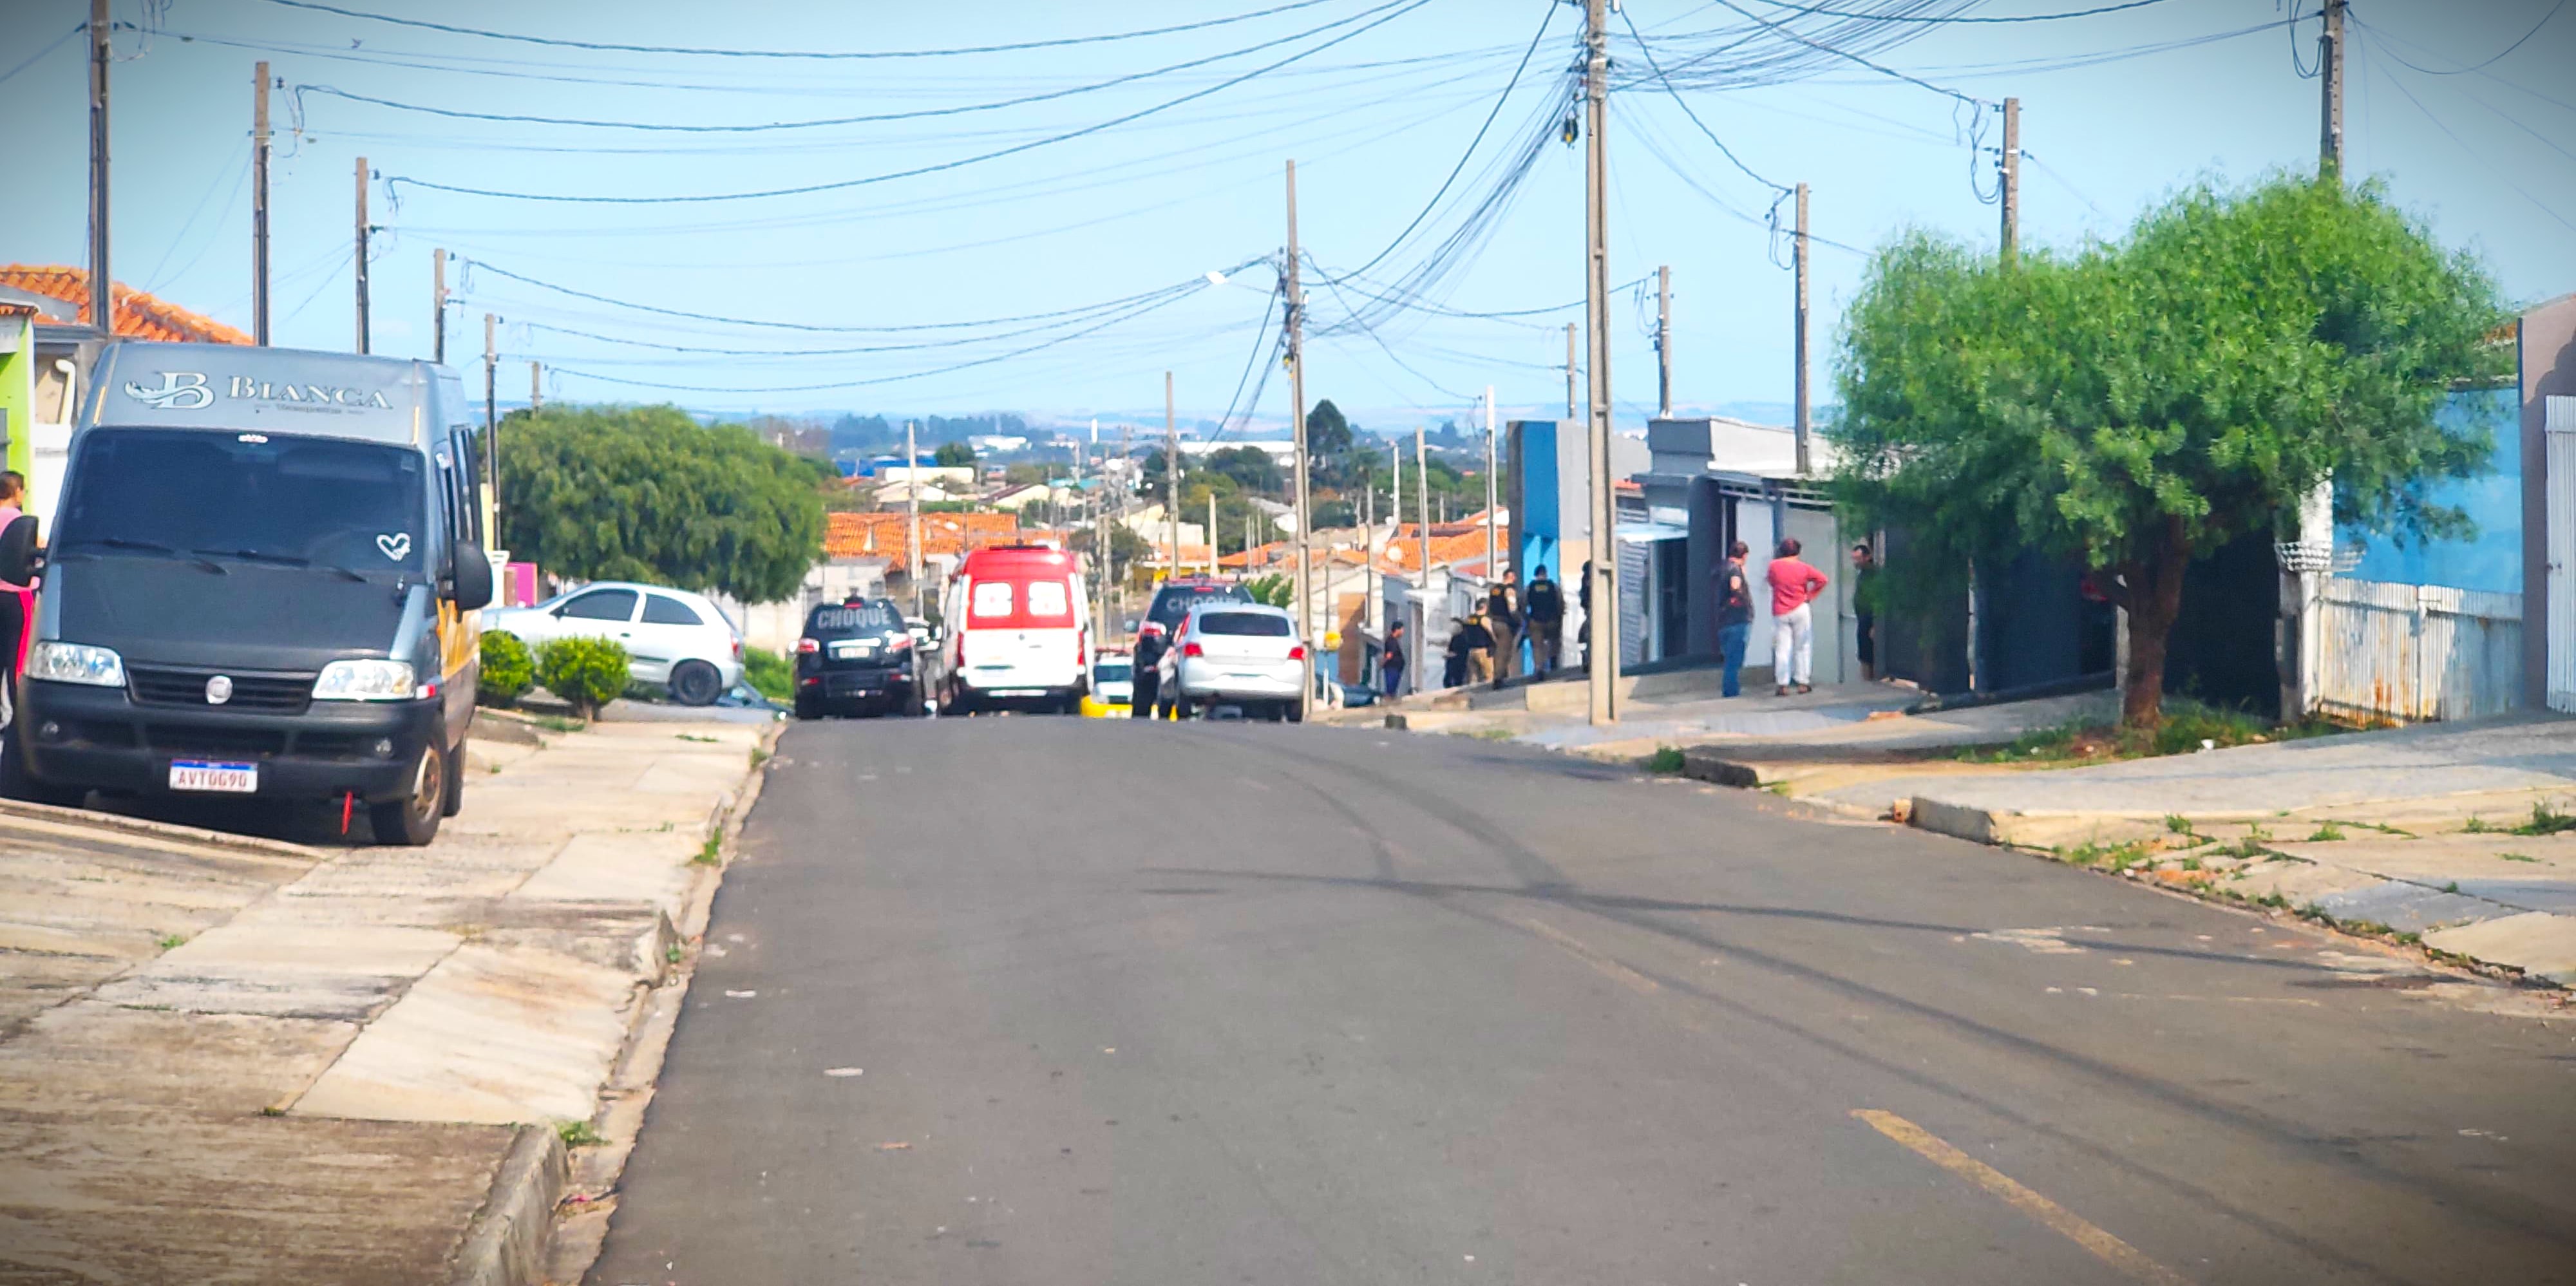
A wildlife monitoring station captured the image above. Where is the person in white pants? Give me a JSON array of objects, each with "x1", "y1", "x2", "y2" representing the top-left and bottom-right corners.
[{"x1": 1764, "y1": 537, "x2": 1829, "y2": 696}]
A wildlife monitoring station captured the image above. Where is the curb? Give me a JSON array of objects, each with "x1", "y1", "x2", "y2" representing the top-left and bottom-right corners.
[
  {"x1": 0, "y1": 797, "x2": 323, "y2": 861},
  {"x1": 446, "y1": 1124, "x2": 569, "y2": 1286}
]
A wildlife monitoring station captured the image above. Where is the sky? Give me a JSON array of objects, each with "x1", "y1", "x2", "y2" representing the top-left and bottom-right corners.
[{"x1": 4, "y1": 0, "x2": 2571, "y2": 437}]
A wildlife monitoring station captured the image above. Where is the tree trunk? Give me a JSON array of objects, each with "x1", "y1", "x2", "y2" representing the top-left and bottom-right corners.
[{"x1": 2118, "y1": 518, "x2": 2193, "y2": 729}]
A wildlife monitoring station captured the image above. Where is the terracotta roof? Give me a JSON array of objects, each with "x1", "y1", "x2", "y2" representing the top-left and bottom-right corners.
[
  {"x1": 0, "y1": 265, "x2": 252, "y2": 345},
  {"x1": 824, "y1": 510, "x2": 1025, "y2": 560}
]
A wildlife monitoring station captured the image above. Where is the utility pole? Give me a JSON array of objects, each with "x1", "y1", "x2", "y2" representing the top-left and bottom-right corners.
[
  {"x1": 1416, "y1": 425, "x2": 1430, "y2": 578},
  {"x1": 1655, "y1": 265, "x2": 1673, "y2": 417},
  {"x1": 2320, "y1": 0, "x2": 2346, "y2": 180},
  {"x1": 1164, "y1": 372, "x2": 1180, "y2": 584},
  {"x1": 1794, "y1": 182, "x2": 1812, "y2": 478},
  {"x1": 1482, "y1": 385, "x2": 1498, "y2": 580},
  {"x1": 529, "y1": 361, "x2": 541, "y2": 411},
  {"x1": 1582, "y1": 0, "x2": 1618, "y2": 725},
  {"x1": 1283, "y1": 160, "x2": 1316, "y2": 720},
  {"x1": 432, "y1": 250, "x2": 448, "y2": 364},
  {"x1": 1390, "y1": 442, "x2": 1403, "y2": 576},
  {"x1": 87, "y1": 0, "x2": 111, "y2": 337},
  {"x1": 906, "y1": 419, "x2": 923, "y2": 618},
  {"x1": 252, "y1": 62, "x2": 271, "y2": 346},
  {"x1": 1564, "y1": 323, "x2": 1578, "y2": 422},
  {"x1": 1999, "y1": 97, "x2": 2022, "y2": 263},
  {"x1": 353, "y1": 158, "x2": 371, "y2": 354},
  {"x1": 482, "y1": 314, "x2": 499, "y2": 531},
  {"x1": 1363, "y1": 468, "x2": 1376, "y2": 687},
  {"x1": 1208, "y1": 491, "x2": 1219, "y2": 576},
  {"x1": 1114, "y1": 424, "x2": 1132, "y2": 630}
]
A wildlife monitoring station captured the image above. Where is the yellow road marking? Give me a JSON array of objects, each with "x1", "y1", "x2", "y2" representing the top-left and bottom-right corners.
[
  {"x1": 1511, "y1": 916, "x2": 1662, "y2": 996},
  {"x1": 1852, "y1": 1110, "x2": 2193, "y2": 1286}
]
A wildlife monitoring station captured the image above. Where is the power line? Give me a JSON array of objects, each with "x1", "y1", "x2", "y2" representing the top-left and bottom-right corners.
[
  {"x1": 2351, "y1": 0, "x2": 2564, "y2": 76},
  {"x1": 2367, "y1": 44, "x2": 2576, "y2": 234},
  {"x1": 290, "y1": 7, "x2": 1412, "y2": 135},
  {"x1": 1700, "y1": 0, "x2": 1991, "y2": 106},
  {"x1": 255, "y1": 0, "x2": 1347, "y2": 61},
  {"x1": 1739, "y1": 0, "x2": 2176, "y2": 21},
  {"x1": 383, "y1": 0, "x2": 1428, "y2": 205},
  {"x1": 0, "y1": 22, "x2": 82, "y2": 87}
]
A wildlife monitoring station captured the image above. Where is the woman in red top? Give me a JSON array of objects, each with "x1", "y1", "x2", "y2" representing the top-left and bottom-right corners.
[{"x1": 1764, "y1": 537, "x2": 1828, "y2": 695}]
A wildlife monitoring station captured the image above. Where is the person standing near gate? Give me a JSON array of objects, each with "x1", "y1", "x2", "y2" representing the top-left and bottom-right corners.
[
  {"x1": 1523, "y1": 565, "x2": 1564, "y2": 678},
  {"x1": 1484, "y1": 574, "x2": 1520, "y2": 688},
  {"x1": 1716, "y1": 541, "x2": 1754, "y2": 698},
  {"x1": 1380, "y1": 621, "x2": 1408, "y2": 698},
  {"x1": 1766, "y1": 537, "x2": 1828, "y2": 697}
]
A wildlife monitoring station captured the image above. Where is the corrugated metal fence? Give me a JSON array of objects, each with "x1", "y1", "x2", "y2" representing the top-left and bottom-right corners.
[{"x1": 2315, "y1": 577, "x2": 2523, "y2": 723}]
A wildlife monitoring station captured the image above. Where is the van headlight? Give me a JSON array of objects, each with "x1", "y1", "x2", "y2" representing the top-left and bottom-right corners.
[
  {"x1": 312, "y1": 659, "x2": 419, "y2": 701},
  {"x1": 24, "y1": 641, "x2": 125, "y2": 687}
]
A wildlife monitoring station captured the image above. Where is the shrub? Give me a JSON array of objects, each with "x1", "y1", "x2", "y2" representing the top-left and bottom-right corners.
[
  {"x1": 741, "y1": 647, "x2": 793, "y2": 703},
  {"x1": 477, "y1": 630, "x2": 534, "y2": 708},
  {"x1": 535, "y1": 637, "x2": 632, "y2": 719}
]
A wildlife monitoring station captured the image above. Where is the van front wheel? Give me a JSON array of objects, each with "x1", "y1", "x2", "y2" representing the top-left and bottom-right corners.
[{"x1": 372, "y1": 739, "x2": 446, "y2": 847}]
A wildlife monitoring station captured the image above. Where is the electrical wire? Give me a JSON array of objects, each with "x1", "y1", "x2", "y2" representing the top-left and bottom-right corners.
[
  {"x1": 1740, "y1": 0, "x2": 2175, "y2": 21},
  {"x1": 0, "y1": 23, "x2": 81, "y2": 88},
  {"x1": 1619, "y1": 5, "x2": 1790, "y2": 198},
  {"x1": 382, "y1": 0, "x2": 1428, "y2": 205},
  {"x1": 2367, "y1": 44, "x2": 2576, "y2": 234},
  {"x1": 1699, "y1": 0, "x2": 1989, "y2": 105},
  {"x1": 255, "y1": 0, "x2": 1347, "y2": 61},
  {"x1": 142, "y1": 140, "x2": 253, "y2": 292},
  {"x1": 2353, "y1": 0, "x2": 2563, "y2": 75}
]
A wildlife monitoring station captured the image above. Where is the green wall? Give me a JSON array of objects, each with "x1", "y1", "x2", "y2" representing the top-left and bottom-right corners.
[{"x1": 0, "y1": 314, "x2": 32, "y2": 476}]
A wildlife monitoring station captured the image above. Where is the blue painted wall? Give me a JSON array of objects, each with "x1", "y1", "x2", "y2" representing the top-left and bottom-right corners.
[{"x1": 2336, "y1": 388, "x2": 2520, "y2": 595}]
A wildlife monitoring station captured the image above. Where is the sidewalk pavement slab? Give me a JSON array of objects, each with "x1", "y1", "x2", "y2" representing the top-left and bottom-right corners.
[{"x1": 0, "y1": 714, "x2": 768, "y2": 1284}]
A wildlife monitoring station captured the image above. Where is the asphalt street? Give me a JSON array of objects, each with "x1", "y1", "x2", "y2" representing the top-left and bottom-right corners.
[{"x1": 591, "y1": 716, "x2": 2576, "y2": 1285}]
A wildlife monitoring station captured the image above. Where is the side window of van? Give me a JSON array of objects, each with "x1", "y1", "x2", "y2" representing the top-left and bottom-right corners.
[
  {"x1": 1025, "y1": 580, "x2": 1070, "y2": 619},
  {"x1": 971, "y1": 580, "x2": 1013, "y2": 619}
]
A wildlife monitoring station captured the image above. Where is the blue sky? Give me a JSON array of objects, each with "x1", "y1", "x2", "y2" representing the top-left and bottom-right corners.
[{"x1": 5, "y1": 0, "x2": 2570, "y2": 433}]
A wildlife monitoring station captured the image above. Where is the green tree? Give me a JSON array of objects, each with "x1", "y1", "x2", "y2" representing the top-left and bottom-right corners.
[
  {"x1": 498, "y1": 404, "x2": 827, "y2": 603},
  {"x1": 933, "y1": 440, "x2": 978, "y2": 468},
  {"x1": 1833, "y1": 174, "x2": 2508, "y2": 728},
  {"x1": 1305, "y1": 399, "x2": 1355, "y2": 459}
]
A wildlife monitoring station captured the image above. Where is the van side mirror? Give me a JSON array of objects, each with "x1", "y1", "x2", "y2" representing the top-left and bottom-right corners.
[
  {"x1": 0, "y1": 515, "x2": 37, "y2": 587},
  {"x1": 450, "y1": 540, "x2": 495, "y2": 610}
]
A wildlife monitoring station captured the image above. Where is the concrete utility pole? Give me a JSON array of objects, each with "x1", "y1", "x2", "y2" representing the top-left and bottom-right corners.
[
  {"x1": 431, "y1": 249, "x2": 447, "y2": 364},
  {"x1": 1390, "y1": 441, "x2": 1403, "y2": 575},
  {"x1": 1416, "y1": 425, "x2": 1430, "y2": 578},
  {"x1": 88, "y1": 0, "x2": 111, "y2": 336},
  {"x1": 482, "y1": 314, "x2": 499, "y2": 525},
  {"x1": 252, "y1": 63, "x2": 271, "y2": 346},
  {"x1": 906, "y1": 420, "x2": 923, "y2": 617},
  {"x1": 1999, "y1": 97, "x2": 2021, "y2": 264},
  {"x1": 1482, "y1": 385, "x2": 1498, "y2": 580},
  {"x1": 354, "y1": 158, "x2": 371, "y2": 354},
  {"x1": 529, "y1": 361, "x2": 541, "y2": 411},
  {"x1": 1164, "y1": 372, "x2": 1180, "y2": 583},
  {"x1": 1363, "y1": 469, "x2": 1376, "y2": 685},
  {"x1": 1794, "y1": 182, "x2": 1812, "y2": 478},
  {"x1": 1208, "y1": 491, "x2": 1219, "y2": 576},
  {"x1": 1582, "y1": 0, "x2": 1618, "y2": 725},
  {"x1": 1564, "y1": 322, "x2": 1578, "y2": 422},
  {"x1": 1283, "y1": 160, "x2": 1316, "y2": 719},
  {"x1": 1113, "y1": 424, "x2": 1132, "y2": 630},
  {"x1": 1655, "y1": 265, "x2": 1672, "y2": 417},
  {"x1": 2320, "y1": 0, "x2": 2346, "y2": 180}
]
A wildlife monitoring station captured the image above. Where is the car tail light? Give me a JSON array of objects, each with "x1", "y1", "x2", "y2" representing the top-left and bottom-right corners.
[
  {"x1": 1182, "y1": 641, "x2": 1204, "y2": 657},
  {"x1": 795, "y1": 637, "x2": 820, "y2": 655},
  {"x1": 1288, "y1": 644, "x2": 1306, "y2": 661},
  {"x1": 1140, "y1": 622, "x2": 1163, "y2": 639},
  {"x1": 887, "y1": 634, "x2": 912, "y2": 651},
  {"x1": 733, "y1": 637, "x2": 744, "y2": 660}
]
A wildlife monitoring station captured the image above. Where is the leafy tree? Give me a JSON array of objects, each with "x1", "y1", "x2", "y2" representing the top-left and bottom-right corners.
[
  {"x1": 1204, "y1": 445, "x2": 1284, "y2": 495},
  {"x1": 1306, "y1": 399, "x2": 1355, "y2": 459},
  {"x1": 1833, "y1": 174, "x2": 2508, "y2": 728},
  {"x1": 498, "y1": 404, "x2": 827, "y2": 603},
  {"x1": 1244, "y1": 573, "x2": 1293, "y2": 607},
  {"x1": 933, "y1": 440, "x2": 978, "y2": 468}
]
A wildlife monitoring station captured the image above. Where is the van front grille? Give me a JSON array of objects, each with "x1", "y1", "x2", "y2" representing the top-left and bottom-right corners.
[
  {"x1": 128, "y1": 667, "x2": 314, "y2": 714},
  {"x1": 142, "y1": 725, "x2": 289, "y2": 759}
]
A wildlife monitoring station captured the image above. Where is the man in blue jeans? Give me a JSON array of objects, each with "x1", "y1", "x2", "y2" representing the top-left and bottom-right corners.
[{"x1": 1716, "y1": 540, "x2": 1754, "y2": 697}]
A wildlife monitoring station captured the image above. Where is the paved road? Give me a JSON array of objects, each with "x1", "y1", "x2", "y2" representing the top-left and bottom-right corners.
[{"x1": 592, "y1": 717, "x2": 2576, "y2": 1285}]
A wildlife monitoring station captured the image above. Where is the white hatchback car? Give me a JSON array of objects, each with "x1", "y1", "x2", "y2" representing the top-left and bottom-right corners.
[
  {"x1": 1158, "y1": 602, "x2": 1305, "y2": 722},
  {"x1": 485, "y1": 582, "x2": 744, "y2": 706}
]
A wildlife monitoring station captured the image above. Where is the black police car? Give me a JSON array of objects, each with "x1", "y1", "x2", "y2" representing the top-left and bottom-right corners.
[{"x1": 792, "y1": 597, "x2": 920, "y2": 719}]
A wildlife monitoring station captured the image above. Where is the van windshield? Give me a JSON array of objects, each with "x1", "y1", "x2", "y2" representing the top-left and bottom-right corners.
[{"x1": 58, "y1": 428, "x2": 430, "y2": 576}]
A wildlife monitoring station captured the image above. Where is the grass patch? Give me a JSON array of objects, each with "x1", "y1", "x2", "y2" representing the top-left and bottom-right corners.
[
  {"x1": 2063, "y1": 840, "x2": 2156, "y2": 872},
  {"x1": 1953, "y1": 700, "x2": 2346, "y2": 768},
  {"x1": 2511, "y1": 802, "x2": 2576, "y2": 837},
  {"x1": 532, "y1": 714, "x2": 587, "y2": 735},
  {"x1": 2463, "y1": 815, "x2": 2494, "y2": 833},
  {"x1": 676, "y1": 733, "x2": 719, "y2": 743},
  {"x1": 750, "y1": 747, "x2": 772, "y2": 768},
  {"x1": 2497, "y1": 852, "x2": 2539, "y2": 863},
  {"x1": 692, "y1": 836, "x2": 723, "y2": 866},
  {"x1": 556, "y1": 1119, "x2": 605, "y2": 1148},
  {"x1": 1646, "y1": 746, "x2": 1686, "y2": 774},
  {"x1": 2441, "y1": 881, "x2": 2463, "y2": 894},
  {"x1": 2306, "y1": 821, "x2": 2347, "y2": 842},
  {"x1": 2164, "y1": 814, "x2": 2193, "y2": 834},
  {"x1": 155, "y1": 932, "x2": 187, "y2": 950},
  {"x1": 741, "y1": 647, "x2": 794, "y2": 703}
]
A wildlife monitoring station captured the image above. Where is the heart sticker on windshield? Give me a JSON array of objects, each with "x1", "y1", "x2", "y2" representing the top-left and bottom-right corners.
[{"x1": 375, "y1": 533, "x2": 412, "y2": 562}]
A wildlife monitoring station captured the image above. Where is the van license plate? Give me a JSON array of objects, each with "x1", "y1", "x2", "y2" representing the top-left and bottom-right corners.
[{"x1": 169, "y1": 761, "x2": 258, "y2": 793}]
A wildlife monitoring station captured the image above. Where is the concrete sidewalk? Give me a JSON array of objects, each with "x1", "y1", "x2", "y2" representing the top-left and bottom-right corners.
[{"x1": 0, "y1": 712, "x2": 768, "y2": 1283}]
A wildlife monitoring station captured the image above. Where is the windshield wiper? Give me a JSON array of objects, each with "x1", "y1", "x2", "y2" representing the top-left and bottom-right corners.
[
  {"x1": 194, "y1": 548, "x2": 367, "y2": 583},
  {"x1": 69, "y1": 537, "x2": 225, "y2": 574}
]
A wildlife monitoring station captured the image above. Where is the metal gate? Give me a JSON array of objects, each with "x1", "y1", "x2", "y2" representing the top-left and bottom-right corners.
[{"x1": 2550, "y1": 396, "x2": 2576, "y2": 712}]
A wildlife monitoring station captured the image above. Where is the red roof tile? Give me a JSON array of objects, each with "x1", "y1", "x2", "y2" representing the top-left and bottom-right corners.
[{"x1": 0, "y1": 265, "x2": 252, "y2": 345}]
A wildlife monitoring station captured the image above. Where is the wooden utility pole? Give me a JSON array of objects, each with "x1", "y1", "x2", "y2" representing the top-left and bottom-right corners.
[
  {"x1": 1999, "y1": 98, "x2": 2021, "y2": 263},
  {"x1": 88, "y1": 0, "x2": 111, "y2": 336},
  {"x1": 1655, "y1": 265, "x2": 1672, "y2": 417},
  {"x1": 354, "y1": 159, "x2": 372, "y2": 354},
  {"x1": 1482, "y1": 385, "x2": 1498, "y2": 580},
  {"x1": 1283, "y1": 160, "x2": 1316, "y2": 719},
  {"x1": 252, "y1": 63, "x2": 271, "y2": 346},
  {"x1": 1564, "y1": 322, "x2": 1578, "y2": 421},
  {"x1": 1794, "y1": 182, "x2": 1812, "y2": 478},
  {"x1": 432, "y1": 249, "x2": 448, "y2": 364},
  {"x1": 1582, "y1": 0, "x2": 1618, "y2": 724},
  {"x1": 2320, "y1": 0, "x2": 2346, "y2": 180}
]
